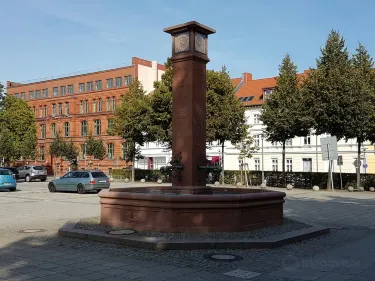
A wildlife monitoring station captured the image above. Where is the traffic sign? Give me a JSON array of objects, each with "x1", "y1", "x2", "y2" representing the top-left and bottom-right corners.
[
  {"x1": 337, "y1": 155, "x2": 343, "y2": 166},
  {"x1": 363, "y1": 163, "x2": 368, "y2": 169},
  {"x1": 321, "y1": 136, "x2": 338, "y2": 161}
]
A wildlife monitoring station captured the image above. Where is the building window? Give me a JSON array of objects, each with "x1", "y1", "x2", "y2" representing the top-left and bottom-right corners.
[
  {"x1": 14, "y1": 93, "x2": 19, "y2": 99},
  {"x1": 43, "y1": 105, "x2": 47, "y2": 117},
  {"x1": 122, "y1": 143, "x2": 128, "y2": 160},
  {"x1": 40, "y1": 124, "x2": 46, "y2": 139},
  {"x1": 264, "y1": 89, "x2": 273, "y2": 100},
  {"x1": 95, "y1": 80, "x2": 102, "y2": 90},
  {"x1": 93, "y1": 99, "x2": 97, "y2": 113},
  {"x1": 87, "y1": 81, "x2": 93, "y2": 91},
  {"x1": 29, "y1": 91, "x2": 35, "y2": 99},
  {"x1": 68, "y1": 84, "x2": 74, "y2": 94},
  {"x1": 21, "y1": 92, "x2": 26, "y2": 100},
  {"x1": 125, "y1": 75, "x2": 132, "y2": 86},
  {"x1": 94, "y1": 119, "x2": 101, "y2": 136},
  {"x1": 254, "y1": 135, "x2": 260, "y2": 147},
  {"x1": 115, "y1": 77, "x2": 122, "y2": 87},
  {"x1": 42, "y1": 88, "x2": 48, "y2": 98},
  {"x1": 254, "y1": 158, "x2": 260, "y2": 171},
  {"x1": 108, "y1": 118, "x2": 114, "y2": 131},
  {"x1": 36, "y1": 90, "x2": 41, "y2": 99},
  {"x1": 85, "y1": 100, "x2": 89, "y2": 113},
  {"x1": 64, "y1": 122, "x2": 70, "y2": 137},
  {"x1": 106, "y1": 97, "x2": 111, "y2": 111},
  {"x1": 286, "y1": 159, "x2": 293, "y2": 172},
  {"x1": 112, "y1": 96, "x2": 116, "y2": 111},
  {"x1": 60, "y1": 86, "x2": 66, "y2": 96},
  {"x1": 272, "y1": 158, "x2": 278, "y2": 172},
  {"x1": 33, "y1": 106, "x2": 37, "y2": 116},
  {"x1": 98, "y1": 98, "x2": 102, "y2": 112},
  {"x1": 39, "y1": 147, "x2": 45, "y2": 161},
  {"x1": 286, "y1": 139, "x2": 292, "y2": 146},
  {"x1": 81, "y1": 144, "x2": 87, "y2": 160},
  {"x1": 58, "y1": 103, "x2": 63, "y2": 115},
  {"x1": 304, "y1": 136, "x2": 311, "y2": 145},
  {"x1": 80, "y1": 100, "x2": 84, "y2": 114},
  {"x1": 303, "y1": 158, "x2": 312, "y2": 172},
  {"x1": 254, "y1": 114, "x2": 260, "y2": 124},
  {"x1": 65, "y1": 102, "x2": 69, "y2": 115},
  {"x1": 79, "y1": 83, "x2": 85, "y2": 93},
  {"x1": 81, "y1": 121, "x2": 88, "y2": 136},
  {"x1": 39, "y1": 106, "x2": 43, "y2": 117},
  {"x1": 53, "y1": 87, "x2": 58, "y2": 96},
  {"x1": 107, "y1": 143, "x2": 114, "y2": 159},
  {"x1": 51, "y1": 123, "x2": 56, "y2": 138},
  {"x1": 106, "y1": 78, "x2": 113, "y2": 89}
]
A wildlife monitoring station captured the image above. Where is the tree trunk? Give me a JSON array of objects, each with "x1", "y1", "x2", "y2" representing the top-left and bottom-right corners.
[
  {"x1": 357, "y1": 140, "x2": 361, "y2": 189},
  {"x1": 221, "y1": 142, "x2": 225, "y2": 185},
  {"x1": 282, "y1": 140, "x2": 286, "y2": 188},
  {"x1": 132, "y1": 141, "x2": 135, "y2": 182}
]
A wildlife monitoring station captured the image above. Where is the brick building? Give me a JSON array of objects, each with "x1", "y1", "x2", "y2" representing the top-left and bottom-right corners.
[{"x1": 6, "y1": 57, "x2": 165, "y2": 175}]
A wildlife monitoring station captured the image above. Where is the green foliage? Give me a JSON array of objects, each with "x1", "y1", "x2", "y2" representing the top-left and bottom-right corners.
[
  {"x1": 121, "y1": 141, "x2": 143, "y2": 162},
  {"x1": 206, "y1": 66, "x2": 248, "y2": 146},
  {"x1": 0, "y1": 95, "x2": 37, "y2": 163},
  {"x1": 49, "y1": 132, "x2": 79, "y2": 169},
  {"x1": 0, "y1": 82, "x2": 5, "y2": 108},
  {"x1": 49, "y1": 133, "x2": 66, "y2": 158},
  {"x1": 234, "y1": 132, "x2": 258, "y2": 161},
  {"x1": 261, "y1": 54, "x2": 312, "y2": 187},
  {"x1": 302, "y1": 30, "x2": 354, "y2": 141},
  {"x1": 63, "y1": 140, "x2": 79, "y2": 165},
  {"x1": 148, "y1": 58, "x2": 173, "y2": 148},
  {"x1": 85, "y1": 135, "x2": 106, "y2": 160}
]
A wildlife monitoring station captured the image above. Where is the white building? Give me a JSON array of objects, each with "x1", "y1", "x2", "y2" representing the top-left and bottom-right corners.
[{"x1": 138, "y1": 71, "x2": 375, "y2": 174}]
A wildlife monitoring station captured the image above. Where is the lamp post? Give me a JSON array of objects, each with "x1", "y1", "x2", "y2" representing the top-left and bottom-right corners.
[{"x1": 261, "y1": 133, "x2": 264, "y2": 184}]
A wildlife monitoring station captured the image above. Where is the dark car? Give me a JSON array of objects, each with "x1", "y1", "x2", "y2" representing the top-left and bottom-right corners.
[{"x1": 0, "y1": 167, "x2": 19, "y2": 180}]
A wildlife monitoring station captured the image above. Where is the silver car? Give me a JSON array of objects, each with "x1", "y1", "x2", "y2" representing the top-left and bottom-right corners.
[
  {"x1": 17, "y1": 165, "x2": 47, "y2": 182},
  {"x1": 48, "y1": 170, "x2": 110, "y2": 194}
]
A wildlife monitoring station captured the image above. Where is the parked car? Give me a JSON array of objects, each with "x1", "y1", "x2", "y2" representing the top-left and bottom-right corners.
[
  {"x1": 17, "y1": 165, "x2": 47, "y2": 182},
  {"x1": 48, "y1": 170, "x2": 110, "y2": 194},
  {"x1": 0, "y1": 167, "x2": 19, "y2": 180},
  {"x1": 0, "y1": 168, "x2": 17, "y2": 191}
]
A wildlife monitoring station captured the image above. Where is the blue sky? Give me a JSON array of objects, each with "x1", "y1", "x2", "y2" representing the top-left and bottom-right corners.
[{"x1": 2, "y1": 0, "x2": 375, "y2": 88}]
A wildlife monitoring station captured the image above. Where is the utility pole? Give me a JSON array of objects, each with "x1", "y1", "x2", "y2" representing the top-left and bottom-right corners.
[{"x1": 261, "y1": 134, "x2": 264, "y2": 184}]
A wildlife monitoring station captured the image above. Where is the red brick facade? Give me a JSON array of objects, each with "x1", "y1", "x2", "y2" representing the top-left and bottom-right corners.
[{"x1": 6, "y1": 57, "x2": 165, "y2": 176}]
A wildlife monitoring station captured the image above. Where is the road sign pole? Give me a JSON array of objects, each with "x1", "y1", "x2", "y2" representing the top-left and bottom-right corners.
[
  {"x1": 339, "y1": 165, "x2": 343, "y2": 190},
  {"x1": 327, "y1": 144, "x2": 334, "y2": 192}
]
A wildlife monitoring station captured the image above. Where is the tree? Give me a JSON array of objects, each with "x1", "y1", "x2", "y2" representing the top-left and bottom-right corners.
[
  {"x1": 234, "y1": 132, "x2": 258, "y2": 185},
  {"x1": 0, "y1": 82, "x2": 5, "y2": 108},
  {"x1": 348, "y1": 43, "x2": 375, "y2": 188},
  {"x1": 261, "y1": 54, "x2": 312, "y2": 188},
  {"x1": 0, "y1": 125, "x2": 14, "y2": 165},
  {"x1": 206, "y1": 66, "x2": 248, "y2": 184},
  {"x1": 111, "y1": 78, "x2": 150, "y2": 181},
  {"x1": 85, "y1": 135, "x2": 106, "y2": 169},
  {"x1": 0, "y1": 95, "x2": 37, "y2": 163},
  {"x1": 148, "y1": 58, "x2": 173, "y2": 149},
  {"x1": 49, "y1": 133, "x2": 79, "y2": 173},
  {"x1": 63, "y1": 140, "x2": 79, "y2": 170},
  {"x1": 302, "y1": 30, "x2": 356, "y2": 189}
]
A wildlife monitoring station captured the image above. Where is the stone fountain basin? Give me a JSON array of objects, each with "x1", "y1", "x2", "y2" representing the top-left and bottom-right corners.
[{"x1": 99, "y1": 186, "x2": 286, "y2": 233}]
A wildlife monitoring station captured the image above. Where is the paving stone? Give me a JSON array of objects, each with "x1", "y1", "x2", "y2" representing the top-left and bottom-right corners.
[
  {"x1": 34, "y1": 262, "x2": 60, "y2": 270},
  {"x1": 267, "y1": 268, "x2": 328, "y2": 280},
  {"x1": 335, "y1": 260, "x2": 374, "y2": 275},
  {"x1": 357, "y1": 265, "x2": 375, "y2": 278},
  {"x1": 315, "y1": 272, "x2": 353, "y2": 281}
]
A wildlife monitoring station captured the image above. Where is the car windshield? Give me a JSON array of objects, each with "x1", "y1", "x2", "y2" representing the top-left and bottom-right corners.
[
  {"x1": 91, "y1": 172, "x2": 107, "y2": 178},
  {"x1": 33, "y1": 166, "x2": 45, "y2": 170},
  {"x1": 0, "y1": 170, "x2": 12, "y2": 175}
]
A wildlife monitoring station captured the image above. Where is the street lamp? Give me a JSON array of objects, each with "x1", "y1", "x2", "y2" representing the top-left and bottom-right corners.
[{"x1": 261, "y1": 133, "x2": 265, "y2": 184}]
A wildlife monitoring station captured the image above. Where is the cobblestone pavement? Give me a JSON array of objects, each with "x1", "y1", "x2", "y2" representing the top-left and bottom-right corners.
[{"x1": 1, "y1": 181, "x2": 375, "y2": 280}]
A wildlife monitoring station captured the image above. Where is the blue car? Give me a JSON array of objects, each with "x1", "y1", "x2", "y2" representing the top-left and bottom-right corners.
[{"x1": 0, "y1": 168, "x2": 17, "y2": 191}]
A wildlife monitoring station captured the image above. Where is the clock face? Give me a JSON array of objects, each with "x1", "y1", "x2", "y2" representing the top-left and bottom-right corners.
[
  {"x1": 195, "y1": 32, "x2": 207, "y2": 54},
  {"x1": 174, "y1": 32, "x2": 190, "y2": 53}
]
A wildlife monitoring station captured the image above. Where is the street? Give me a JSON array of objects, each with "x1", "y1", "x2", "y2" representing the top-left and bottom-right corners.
[{"x1": 1, "y1": 181, "x2": 375, "y2": 280}]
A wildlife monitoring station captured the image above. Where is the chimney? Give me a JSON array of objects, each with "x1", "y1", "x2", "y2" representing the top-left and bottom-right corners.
[
  {"x1": 243, "y1": 72, "x2": 252, "y2": 84},
  {"x1": 152, "y1": 61, "x2": 158, "y2": 82}
]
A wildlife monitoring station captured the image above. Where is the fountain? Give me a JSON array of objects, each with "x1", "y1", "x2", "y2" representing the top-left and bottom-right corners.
[{"x1": 99, "y1": 21, "x2": 286, "y2": 232}]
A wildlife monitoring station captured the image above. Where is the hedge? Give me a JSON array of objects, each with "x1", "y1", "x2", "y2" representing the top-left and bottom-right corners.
[{"x1": 111, "y1": 168, "x2": 375, "y2": 190}]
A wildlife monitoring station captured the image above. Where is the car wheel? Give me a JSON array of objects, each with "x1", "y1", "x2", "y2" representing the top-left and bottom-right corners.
[
  {"x1": 77, "y1": 184, "x2": 86, "y2": 194},
  {"x1": 9, "y1": 188, "x2": 16, "y2": 192},
  {"x1": 48, "y1": 183, "x2": 56, "y2": 193},
  {"x1": 96, "y1": 189, "x2": 102, "y2": 193},
  {"x1": 25, "y1": 175, "x2": 31, "y2": 182},
  {"x1": 41, "y1": 178, "x2": 47, "y2": 182}
]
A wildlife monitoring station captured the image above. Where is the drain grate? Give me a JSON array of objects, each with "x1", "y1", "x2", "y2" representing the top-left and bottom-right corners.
[
  {"x1": 108, "y1": 229, "x2": 136, "y2": 235},
  {"x1": 203, "y1": 253, "x2": 243, "y2": 262},
  {"x1": 224, "y1": 269, "x2": 261, "y2": 279},
  {"x1": 20, "y1": 229, "x2": 45, "y2": 233}
]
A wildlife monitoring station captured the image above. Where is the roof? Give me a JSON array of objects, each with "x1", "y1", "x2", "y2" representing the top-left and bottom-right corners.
[{"x1": 234, "y1": 70, "x2": 310, "y2": 106}]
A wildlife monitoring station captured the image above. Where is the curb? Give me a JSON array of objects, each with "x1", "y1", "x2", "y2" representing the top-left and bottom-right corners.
[{"x1": 58, "y1": 220, "x2": 330, "y2": 251}]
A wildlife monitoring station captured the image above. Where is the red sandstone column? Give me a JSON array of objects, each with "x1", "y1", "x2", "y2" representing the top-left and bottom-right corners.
[{"x1": 164, "y1": 21, "x2": 216, "y2": 188}]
